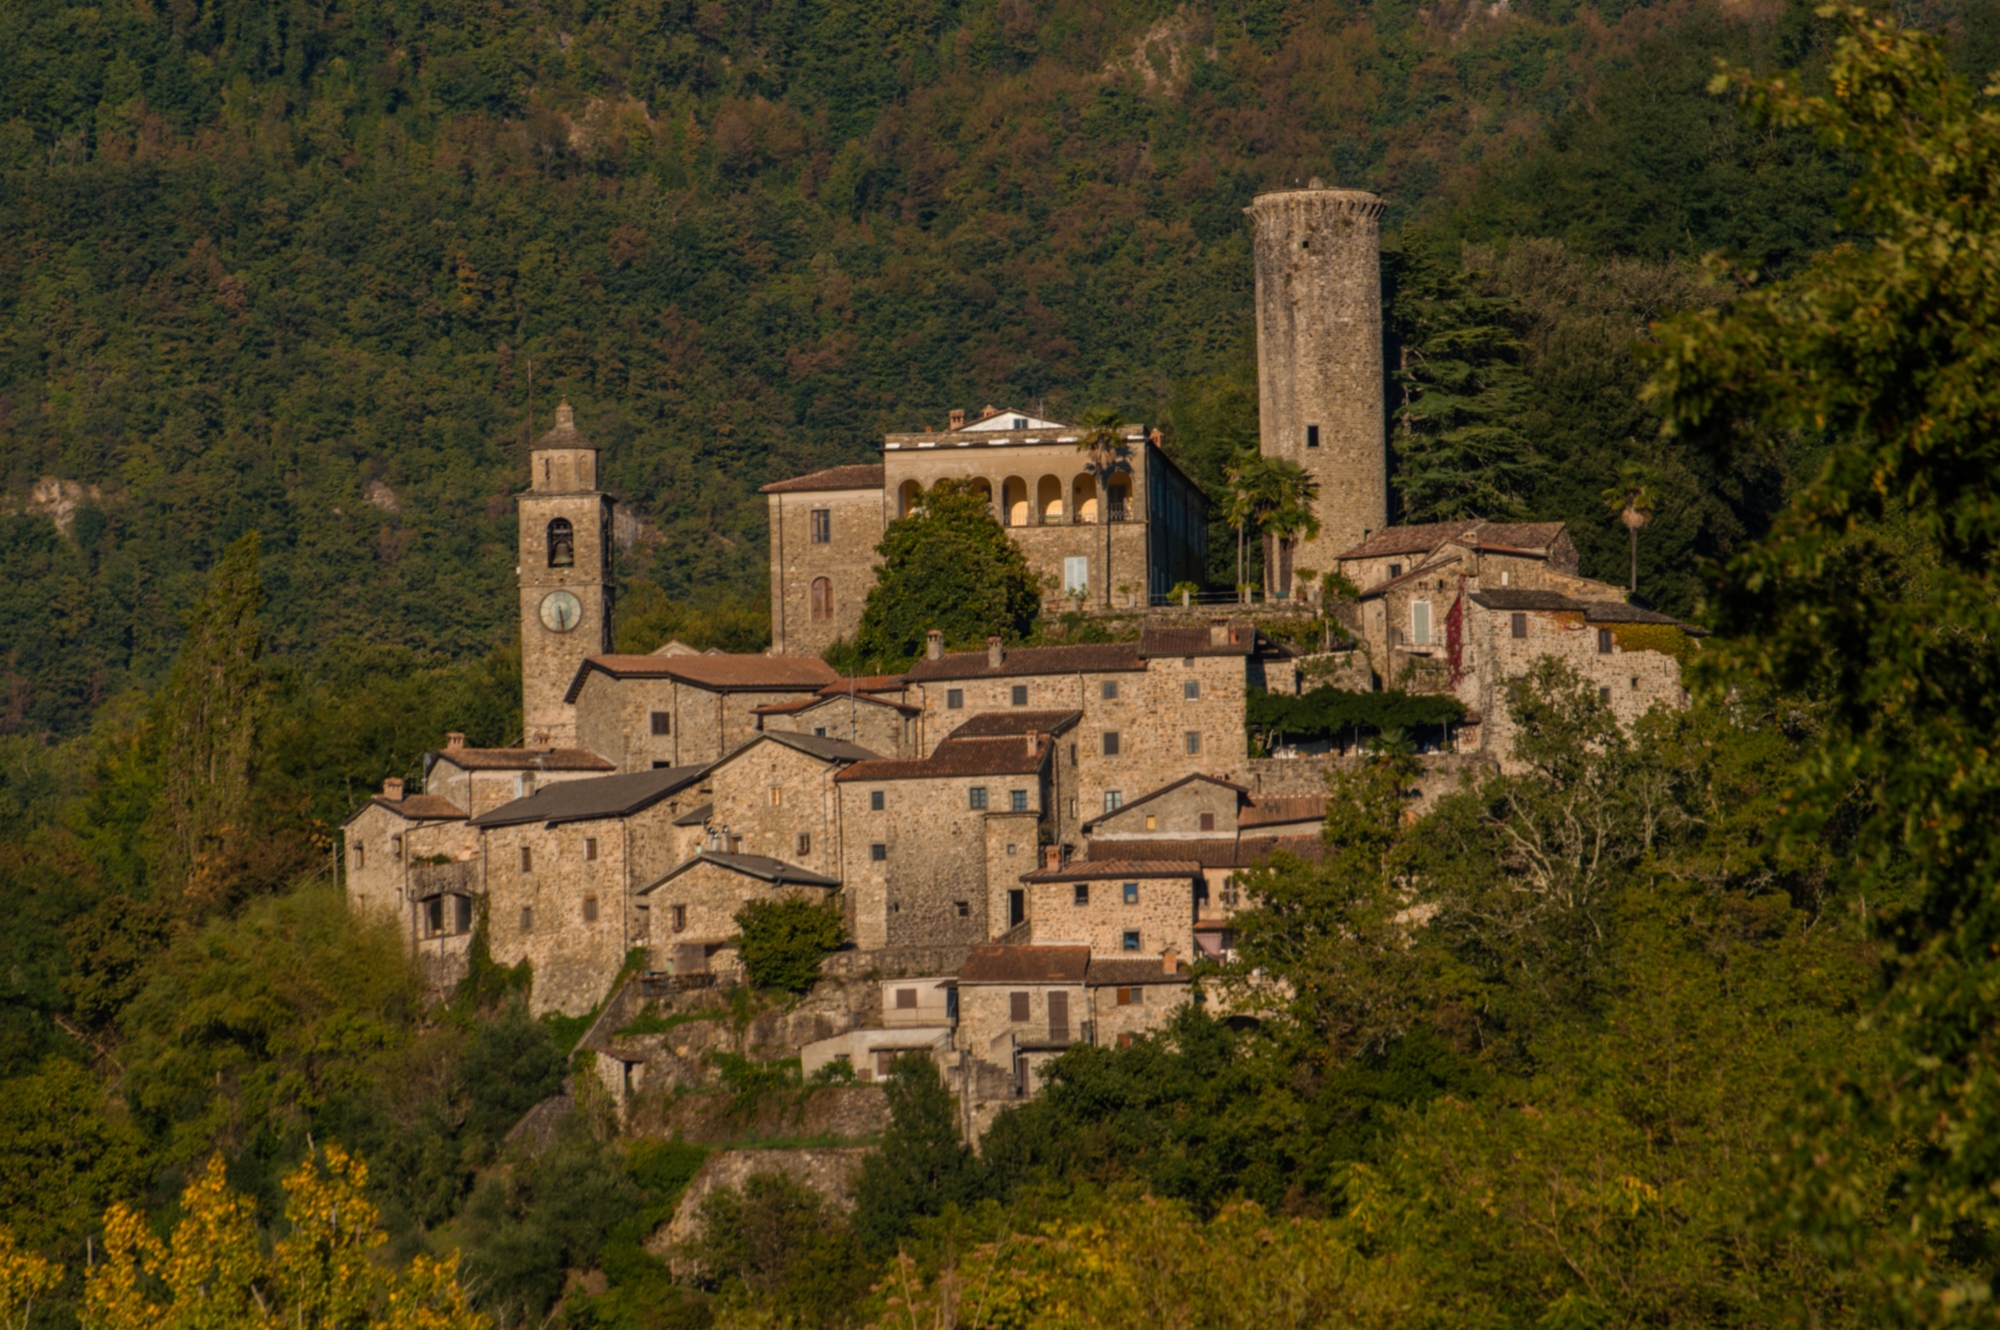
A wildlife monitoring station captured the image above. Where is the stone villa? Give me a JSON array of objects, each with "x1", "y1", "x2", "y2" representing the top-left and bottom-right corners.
[{"x1": 343, "y1": 182, "x2": 1702, "y2": 1133}]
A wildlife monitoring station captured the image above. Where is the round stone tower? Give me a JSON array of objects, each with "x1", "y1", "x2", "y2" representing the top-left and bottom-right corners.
[{"x1": 1245, "y1": 181, "x2": 1388, "y2": 570}]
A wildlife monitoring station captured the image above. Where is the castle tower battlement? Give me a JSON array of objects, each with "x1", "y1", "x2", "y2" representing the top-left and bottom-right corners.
[{"x1": 1245, "y1": 183, "x2": 1387, "y2": 567}]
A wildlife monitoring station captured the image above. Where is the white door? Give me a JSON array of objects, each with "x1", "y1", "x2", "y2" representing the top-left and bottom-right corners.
[{"x1": 1064, "y1": 556, "x2": 1089, "y2": 596}]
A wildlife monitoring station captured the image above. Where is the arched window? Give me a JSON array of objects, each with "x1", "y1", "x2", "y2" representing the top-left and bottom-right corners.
[
  {"x1": 1036, "y1": 475, "x2": 1063, "y2": 524},
  {"x1": 898, "y1": 480, "x2": 922, "y2": 517},
  {"x1": 547, "y1": 518, "x2": 575, "y2": 567},
  {"x1": 811, "y1": 577, "x2": 834, "y2": 622},
  {"x1": 1002, "y1": 477, "x2": 1028, "y2": 527},
  {"x1": 1072, "y1": 474, "x2": 1099, "y2": 523}
]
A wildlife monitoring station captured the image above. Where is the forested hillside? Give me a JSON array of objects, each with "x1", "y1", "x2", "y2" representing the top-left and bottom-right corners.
[{"x1": 0, "y1": 0, "x2": 1878, "y2": 738}]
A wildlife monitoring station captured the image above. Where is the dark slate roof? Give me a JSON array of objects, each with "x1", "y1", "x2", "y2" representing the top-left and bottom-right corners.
[
  {"x1": 758, "y1": 464, "x2": 887, "y2": 494},
  {"x1": 343, "y1": 793, "x2": 467, "y2": 827},
  {"x1": 755, "y1": 689, "x2": 922, "y2": 718},
  {"x1": 1240, "y1": 795, "x2": 1326, "y2": 829},
  {"x1": 904, "y1": 641, "x2": 1146, "y2": 682},
  {"x1": 1086, "y1": 957, "x2": 1194, "y2": 987},
  {"x1": 651, "y1": 851, "x2": 841, "y2": 888},
  {"x1": 1083, "y1": 834, "x2": 1325, "y2": 867},
  {"x1": 959, "y1": 944, "x2": 1092, "y2": 984},
  {"x1": 564, "y1": 653, "x2": 837, "y2": 702},
  {"x1": 430, "y1": 746, "x2": 614, "y2": 773},
  {"x1": 1470, "y1": 590, "x2": 1706, "y2": 633},
  {"x1": 1080, "y1": 772, "x2": 1249, "y2": 831},
  {"x1": 944, "y1": 710, "x2": 1083, "y2": 739},
  {"x1": 732, "y1": 730, "x2": 882, "y2": 764},
  {"x1": 469, "y1": 766, "x2": 708, "y2": 828},
  {"x1": 1470, "y1": 589, "x2": 1584, "y2": 612},
  {"x1": 838, "y1": 734, "x2": 1051, "y2": 782},
  {"x1": 673, "y1": 802, "x2": 713, "y2": 827},
  {"x1": 1340, "y1": 521, "x2": 1569, "y2": 561},
  {"x1": 1021, "y1": 858, "x2": 1202, "y2": 882}
]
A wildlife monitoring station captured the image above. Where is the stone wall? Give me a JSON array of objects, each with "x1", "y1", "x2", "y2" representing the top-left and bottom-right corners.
[
  {"x1": 769, "y1": 486, "x2": 884, "y2": 657},
  {"x1": 838, "y1": 773, "x2": 1041, "y2": 950},
  {"x1": 1246, "y1": 185, "x2": 1387, "y2": 570},
  {"x1": 519, "y1": 472, "x2": 614, "y2": 748},
  {"x1": 705, "y1": 740, "x2": 848, "y2": 880},
  {"x1": 573, "y1": 673, "x2": 825, "y2": 771},
  {"x1": 1026, "y1": 873, "x2": 1197, "y2": 958},
  {"x1": 1090, "y1": 777, "x2": 1239, "y2": 837},
  {"x1": 1090, "y1": 980, "x2": 1191, "y2": 1046},
  {"x1": 759, "y1": 695, "x2": 914, "y2": 758},
  {"x1": 648, "y1": 857, "x2": 833, "y2": 950},
  {"x1": 651, "y1": 1147, "x2": 873, "y2": 1268},
  {"x1": 1465, "y1": 604, "x2": 1688, "y2": 765},
  {"x1": 957, "y1": 980, "x2": 1087, "y2": 1067}
]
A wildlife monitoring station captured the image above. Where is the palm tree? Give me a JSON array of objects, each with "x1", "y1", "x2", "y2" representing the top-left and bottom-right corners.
[
  {"x1": 1231, "y1": 456, "x2": 1321, "y2": 602},
  {"x1": 1223, "y1": 452, "x2": 1259, "y2": 603},
  {"x1": 1601, "y1": 458, "x2": 1659, "y2": 594},
  {"x1": 1075, "y1": 409, "x2": 1130, "y2": 609}
]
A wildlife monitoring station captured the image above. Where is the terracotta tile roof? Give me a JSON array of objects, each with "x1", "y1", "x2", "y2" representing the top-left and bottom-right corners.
[
  {"x1": 1339, "y1": 520, "x2": 1569, "y2": 561},
  {"x1": 430, "y1": 747, "x2": 614, "y2": 773},
  {"x1": 1021, "y1": 858, "x2": 1202, "y2": 882},
  {"x1": 1240, "y1": 796, "x2": 1326, "y2": 829},
  {"x1": 959, "y1": 944, "x2": 1091, "y2": 984},
  {"x1": 1086, "y1": 957, "x2": 1193, "y2": 986},
  {"x1": 758, "y1": 464, "x2": 886, "y2": 494},
  {"x1": 1083, "y1": 835, "x2": 1324, "y2": 867},
  {"x1": 350, "y1": 793, "x2": 467, "y2": 825},
  {"x1": 754, "y1": 690, "x2": 921, "y2": 718},
  {"x1": 945, "y1": 710, "x2": 1082, "y2": 739},
  {"x1": 469, "y1": 766, "x2": 708, "y2": 828},
  {"x1": 1080, "y1": 772, "x2": 1249, "y2": 831},
  {"x1": 1470, "y1": 590, "x2": 1704, "y2": 632},
  {"x1": 642, "y1": 851, "x2": 842, "y2": 890},
  {"x1": 904, "y1": 642, "x2": 1145, "y2": 682},
  {"x1": 1137, "y1": 623, "x2": 1255, "y2": 658},
  {"x1": 837, "y1": 734, "x2": 1050, "y2": 782},
  {"x1": 565, "y1": 653, "x2": 837, "y2": 702}
]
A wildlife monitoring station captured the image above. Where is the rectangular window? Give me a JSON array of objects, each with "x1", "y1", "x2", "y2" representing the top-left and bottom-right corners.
[
  {"x1": 650, "y1": 710, "x2": 671, "y2": 736},
  {"x1": 946, "y1": 688, "x2": 964, "y2": 709},
  {"x1": 1010, "y1": 992, "x2": 1031, "y2": 1022},
  {"x1": 1123, "y1": 882, "x2": 1139, "y2": 905},
  {"x1": 425, "y1": 897, "x2": 443, "y2": 935},
  {"x1": 1411, "y1": 601, "x2": 1432, "y2": 647},
  {"x1": 519, "y1": 845, "x2": 533, "y2": 872},
  {"x1": 1117, "y1": 986, "x2": 1140, "y2": 1007},
  {"x1": 1306, "y1": 424, "x2": 1320, "y2": 448},
  {"x1": 1011, "y1": 685, "x2": 1028, "y2": 706},
  {"x1": 1074, "y1": 883, "x2": 1090, "y2": 906},
  {"x1": 1008, "y1": 889, "x2": 1025, "y2": 927},
  {"x1": 352, "y1": 843, "x2": 365, "y2": 869},
  {"x1": 969, "y1": 787, "x2": 988, "y2": 810},
  {"x1": 1387, "y1": 563, "x2": 1403, "y2": 579},
  {"x1": 870, "y1": 790, "x2": 885, "y2": 811},
  {"x1": 871, "y1": 843, "x2": 887, "y2": 862},
  {"x1": 671, "y1": 904, "x2": 687, "y2": 932},
  {"x1": 1185, "y1": 731, "x2": 1201, "y2": 755},
  {"x1": 1010, "y1": 790, "x2": 1028, "y2": 812},
  {"x1": 1199, "y1": 812, "x2": 1215, "y2": 832},
  {"x1": 1102, "y1": 731, "x2": 1120, "y2": 756},
  {"x1": 896, "y1": 987, "x2": 918, "y2": 1009},
  {"x1": 809, "y1": 508, "x2": 832, "y2": 543},
  {"x1": 585, "y1": 837, "x2": 598, "y2": 861},
  {"x1": 390, "y1": 835, "x2": 403, "y2": 857},
  {"x1": 1598, "y1": 628, "x2": 1614, "y2": 654},
  {"x1": 1183, "y1": 680, "x2": 1200, "y2": 701},
  {"x1": 813, "y1": 726, "x2": 826, "y2": 737},
  {"x1": 769, "y1": 786, "x2": 783, "y2": 806},
  {"x1": 1101, "y1": 680, "x2": 1119, "y2": 700},
  {"x1": 520, "y1": 907, "x2": 534, "y2": 932},
  {"x1": 1063, "y1": 556, "x2": 1089, "y2": 595},
  {"x1": 1105, "y1": 791, "x2": 1122, "y2": 812},
  {"x1": 583, "y1": 897, "x2": 599, "y2": 923},
  {"x1": 1511, "y1": 612, "x2": 1528, "y2": 639},
  {"x1": 1145, "y1": 814, "x2": 1157, "y2": 831},
  {"x1": 955, "y1": 900, "x2": 969, "y2": 917},
  {"x1": 1600, "y1": 686, "x2": 1613, "y2": 703},
  {"x1": 455, "y1": 895, "x2": 473, "y2": 933},
  {"x1": 1121, "y1": 930, "x2": 1140, "y2": 952},
  {"x1": 796, "y1": 832, "x2": 811, "y2": 856}
]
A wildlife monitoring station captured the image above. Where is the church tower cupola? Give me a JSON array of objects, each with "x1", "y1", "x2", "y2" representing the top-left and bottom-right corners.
[{"x1": 518, "y1": 398, "x2": 614, "y2": 746}]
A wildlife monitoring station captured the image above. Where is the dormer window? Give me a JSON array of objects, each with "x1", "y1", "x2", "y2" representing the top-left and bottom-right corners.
[
  {"x1": 1013, "y1": 417, "x2": 1027, "y2": 429},
  {"x1": 547, "y1": 518, "x2": 575, "y2": 567}
]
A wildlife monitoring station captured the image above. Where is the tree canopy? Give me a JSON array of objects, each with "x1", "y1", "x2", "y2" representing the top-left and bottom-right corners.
[{"x1": 847, "y1": 480, "x2": 1041, "y2": 668}]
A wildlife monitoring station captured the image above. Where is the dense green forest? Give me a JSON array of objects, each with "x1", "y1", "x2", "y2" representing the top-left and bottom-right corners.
[
  {"x1": 0, "y1": 0, "x2": 1890, "y2": 739},
  {"x1": 6, "y1": 1, "x2": 2000, "y2": 1327}
]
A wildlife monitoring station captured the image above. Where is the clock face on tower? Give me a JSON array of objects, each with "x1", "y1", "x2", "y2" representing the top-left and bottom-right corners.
[{"x1": 539, "y1": 590, "x2": 583, "y2": 632}]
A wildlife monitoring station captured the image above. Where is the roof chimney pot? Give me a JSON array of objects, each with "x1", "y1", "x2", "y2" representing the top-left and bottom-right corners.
[
  {"x1": 980, "y1": 404, "x2": 1001, "y2": 420},
  {"x1": 1163, "y1": 946, "x2": 1179, "y2": 974},
  {"x1": 987, "y1": 636, "x2": 1005, "y2": 668},
  {"x1": 1208, "y1": 617, "x2": 1230, "y2": 647},
  {"x1": 949, "y1": 408, "x2": 966, "y2": 430},
  {"x1": 445, "y1": 731, "x2": 466, "y2": 749},
  {"x1": 382, "y1": 777, "x2": 404, "y2": 800},
  {"x1": 1025, "y1": 733, "x2": 1037, "y2": 758},
  {"x1": 1043, "y1": 844, "x2": 1061, "y2": 869},
  {"x1": 926, "y1": 630, "x2": 944, "y2": 661}
]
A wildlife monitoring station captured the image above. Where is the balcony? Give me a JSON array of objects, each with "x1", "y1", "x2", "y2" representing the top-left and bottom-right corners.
[{"x1": 411, "y1": 859, "x2": 479, "y2": 898}]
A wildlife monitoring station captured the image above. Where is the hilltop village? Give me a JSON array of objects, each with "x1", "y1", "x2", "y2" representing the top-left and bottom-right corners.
[{"x1": 343, "y1": 183, "x2": 1700, "y2": 1134}]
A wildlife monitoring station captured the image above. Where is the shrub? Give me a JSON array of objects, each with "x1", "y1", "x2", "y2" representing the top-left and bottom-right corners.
[{"x1": 733, "y1": 898, "x2": 843, "y2": 993}]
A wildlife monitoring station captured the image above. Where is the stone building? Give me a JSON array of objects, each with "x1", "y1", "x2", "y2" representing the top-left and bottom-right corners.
[
  {"x1": 899, "y1": 622, "x2": 1296, "y2": 833},
  {"x1": 753, "y1": 675, "x2": 922, "y2": 758},
  {"x1": 339, "y1": 778, "x2": 478, "y2": 985},
  {"x1": 567, "y1": 651, "x2": 837, "y2": 770},
  {"x1": 472, "y1": 766, "x2": 709, "y2": 1016},
  {"x1": 763, "y1": 408, "x2": 1209, "y2": 657},
  {"x1": 1016, "y1": 853, "x2": 1201, "y2": 960},
  {"x1": 424, "y1": 733, "x2": 615, "y2": 816},
  {"x1": 1246, "y1": 183, "x2": 1388, "y2": 566},
  {"x1": 637, "y1": 852, "x2": 843, "y2": 974},
  {"x1": 519, "y1": 401, "x2": 616, "y2": 747},
  {"x1": 694, "y1": 730, "x2": 880, "y2": 879},
  {"x1": 1332, "y1": 520, "x2": 1703, "y2": 760},
  {"x1": 834, "y1": 713, "x2": 1079, "y2": 951}
]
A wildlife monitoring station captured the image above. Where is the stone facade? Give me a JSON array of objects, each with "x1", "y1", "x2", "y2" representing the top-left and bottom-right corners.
[
  {"x1": 519, "y1": 401, "x2": 615, "y2": 747},
  {"x1": 1086, "y1": 960, "x2": 1193, "y2": 1048},
  {"x1": 1246, "y1": 185, "x2": 1388, "y2": 567},
  {"x1": 425, "y1": 740, "x2": 615, "y2": 816},
  {"x1": 754, "y1": 687, "x2": 920, "y2": 759},
  {"x1": 698, "y1": 732, "x2": 876, "y2": 880},
  {"x1": 639, "y1": 853, "x2": 840, "y2": 957},
  {"x1": 569, "y1": 655, "x2": 837, "y2": 771},
  {"x1": 1019, "y1": 857, "x2": 1199, "y2": 960},
  {"x1": 1083, "y1": 772, "x2": 1248, "y2": 841},
  {"x1": 764, "y1": 470, "x2": 887, "y2": 657}
]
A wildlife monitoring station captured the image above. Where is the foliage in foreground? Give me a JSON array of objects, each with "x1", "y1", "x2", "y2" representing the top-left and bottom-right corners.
[{"x1": 734, "y1": 898, "x2": 846, "y2": 994}]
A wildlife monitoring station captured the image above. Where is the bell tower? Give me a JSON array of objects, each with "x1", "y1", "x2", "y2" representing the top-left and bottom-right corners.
[{"x1": 519, "y1": 399, "x2": 614, "y2": 747}]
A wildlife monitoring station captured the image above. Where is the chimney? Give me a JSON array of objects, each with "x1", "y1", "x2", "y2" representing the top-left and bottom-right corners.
[
  {"x1": 445, "y1": 731, "x2": 466, "y2": 749},
  {"x1": 987, "y1": 636, "x2": 1005, "y2": 669},
  {"x1": 1042, "y1": 844, "x2": 1061, "y2": 869},
  {"x1": 1162, "y1": 946, "x2": 1179, "y2": 974},
  {"x1": 926, "y1": 630, "x2": 944, "y2": 661},
  {"x1": 1208, "y1": 617, "x2": 1230, "y2": 647},
  {"x1": 980, "y1": 404, "x2": 1000, "y2": 420},
  {"x1": 949, "y1": 408, "x2": 966, "y2": 430},
  {"x1": 1149, "y1": 427, "x2": 1163, "y2": 446},
  {"x1": 382, "y1": 777, "x2": 404, "y2": 800},
  {"x1": 1025, "y1": 732, "x2": 1037, "y2": 758}
]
